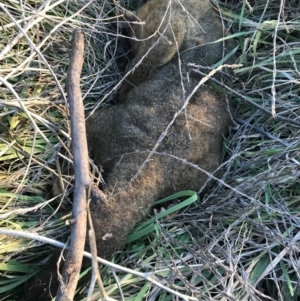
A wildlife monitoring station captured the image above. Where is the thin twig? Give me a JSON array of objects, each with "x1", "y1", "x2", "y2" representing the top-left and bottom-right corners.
[
  {"x1": 87, "y1": 200, "x2": 117, "y2": 301},
  {"x1": 0, "y1": 229, "x2": 198, "y2": 301},
  {"x1": 56, "y1": 29, "x2": 90, "y2": 301},
  {"x1": 131, "y1": 64, "x2": 242, "y2": 184}
]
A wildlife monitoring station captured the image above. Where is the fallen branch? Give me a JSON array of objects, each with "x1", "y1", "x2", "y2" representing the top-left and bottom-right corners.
[{"x1": 56, "y1": 29, "x2": 90, "y2": 301}]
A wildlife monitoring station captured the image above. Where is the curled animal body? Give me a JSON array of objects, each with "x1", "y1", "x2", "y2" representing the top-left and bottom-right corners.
[{"x1": 87, "y1": 0, "x2": 235, "y2": 258}]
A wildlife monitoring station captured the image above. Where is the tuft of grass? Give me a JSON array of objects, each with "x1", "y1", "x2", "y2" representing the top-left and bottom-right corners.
[{"x1": 126, "y1": 190, "x2": 198, "y2": 243}]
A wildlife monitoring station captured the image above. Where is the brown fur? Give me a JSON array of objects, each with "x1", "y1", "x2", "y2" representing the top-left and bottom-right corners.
[{"x1": 87, "y1": 0, "x2": 235, "y2": 258}]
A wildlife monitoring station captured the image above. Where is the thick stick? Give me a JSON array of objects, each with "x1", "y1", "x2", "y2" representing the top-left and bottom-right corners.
[{"x1": 56, "y1": 29, "x2": 90, "y2": 301}]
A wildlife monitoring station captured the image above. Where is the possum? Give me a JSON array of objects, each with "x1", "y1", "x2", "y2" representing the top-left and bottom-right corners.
[
  {"x1": 86, "y1": 0, "x2": 236, "y2": 258},
  {"x1": 22, "y1": 1, "x2": 236, "y2": 300}
]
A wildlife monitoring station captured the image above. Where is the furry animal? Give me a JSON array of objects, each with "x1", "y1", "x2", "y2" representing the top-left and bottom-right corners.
[{"x1": 87, "y1": 0, "x2": 235, "y2": 258}]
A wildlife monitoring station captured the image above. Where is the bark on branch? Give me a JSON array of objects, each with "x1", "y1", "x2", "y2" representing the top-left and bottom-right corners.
[{"x1": 56, "y1": 29, "x2": 90, "y2": 301}]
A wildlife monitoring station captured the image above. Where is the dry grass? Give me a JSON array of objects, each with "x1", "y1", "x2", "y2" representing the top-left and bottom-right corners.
[
  {"x1": 0, "y1": 0, "x2": 124, "y2": 297},
  {"x1": 0, "y1": 0, "x2": 300, "y2": 300}
]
